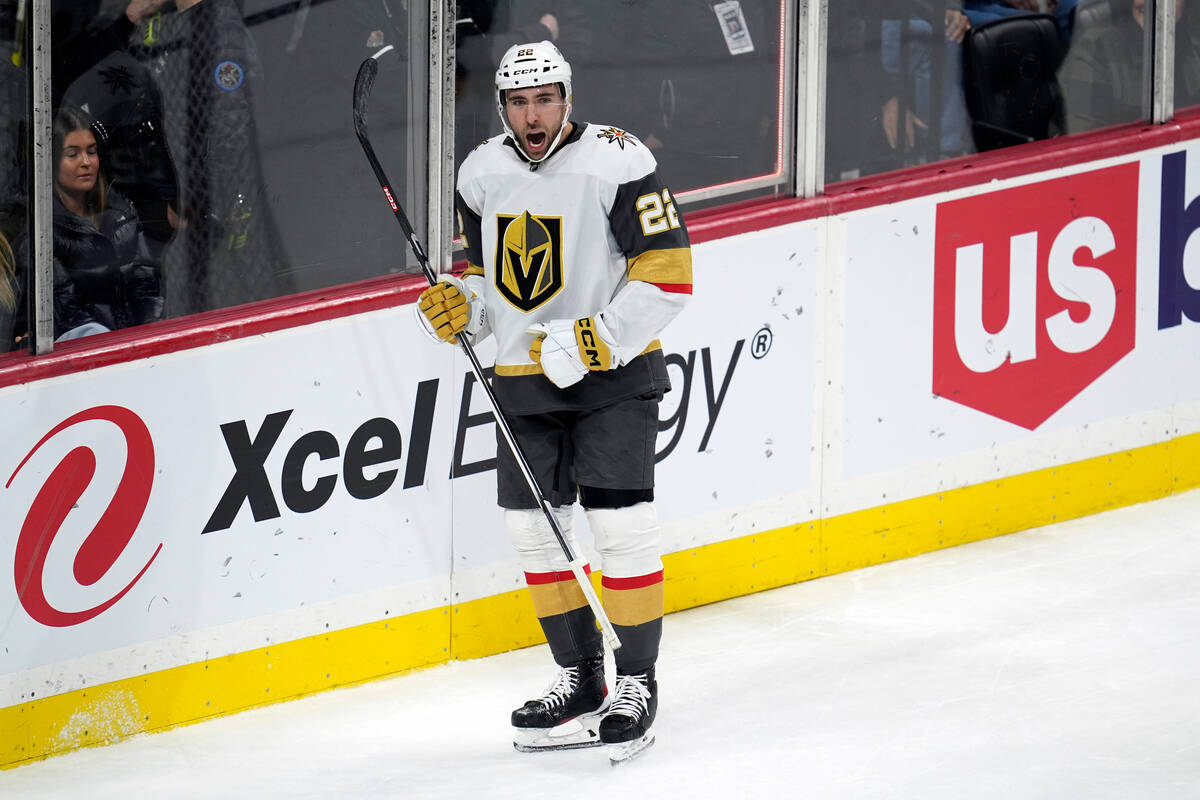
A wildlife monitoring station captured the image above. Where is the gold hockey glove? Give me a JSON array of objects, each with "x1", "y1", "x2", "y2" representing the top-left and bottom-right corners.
[{"x1": 417, "y1": 276, "x2": 478, "y2": 344}]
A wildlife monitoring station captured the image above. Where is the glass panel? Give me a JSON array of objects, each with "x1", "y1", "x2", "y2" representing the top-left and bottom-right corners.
[
  {"x1": 827, "y1": 1, "x2": 976, "y2": 184},
  {"x1": 825, "y1": 1, "x2": 1159, "y2": 183},
  {"x1": 1059, "y1": 0, "x2": 1153, "y2": 134},
  {"x1": 42, "y1": 0, "x2": 427, "y2": 342},
  {"x1": 248, "y1": 0, "x2": 429, "y2": 293},
  {"x1": 1179, "y1": 0, "x2": 1200, "y2": 113},
  {"x1": 455, "y1": 0, "x2": 788, "y2": 200},
  {"x1": 0, "y1": 3, "x2": 26, "y2": 354}
]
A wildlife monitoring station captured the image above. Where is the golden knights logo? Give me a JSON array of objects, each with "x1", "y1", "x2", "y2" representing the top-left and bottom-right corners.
[
  {"x1": 495, "y1": 211, "x2": 564, "y2": 311},
  {"x1": 596, "y1": 126, "x2": 638, "y2": 149}
]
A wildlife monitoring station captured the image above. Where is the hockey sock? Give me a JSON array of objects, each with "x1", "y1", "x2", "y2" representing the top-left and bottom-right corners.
[
  {"x1": 524, "y1": 568, "x2": 604, "y2": 666},
  {"x1": 602, "y1": 570, "x2": 663, "y2": 674}
]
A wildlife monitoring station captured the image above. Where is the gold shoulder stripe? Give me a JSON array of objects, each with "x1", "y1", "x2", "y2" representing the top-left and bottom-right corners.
[
  {"x1": 628, "y1": 247, "x2": 692, "y2": 286},
  {"x1": 496, "y1": 340, "x2": 662, "y2": 376},
  {"x1": 463, "y1": 263, "x2": 485, "y2": 278}
]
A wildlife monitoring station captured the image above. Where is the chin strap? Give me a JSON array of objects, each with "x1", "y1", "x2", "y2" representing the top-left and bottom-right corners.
[
  {"x1": 512, "y1": 116, "x2": 573, "y2": 169},
  {"x1": 531, "y1": 122, "x2": 570, "y2": 169}
]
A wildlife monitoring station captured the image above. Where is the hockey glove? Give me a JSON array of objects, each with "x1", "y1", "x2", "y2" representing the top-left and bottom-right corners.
[
  {"x1": 416, "y1": 274, "x2": 484, "y2": 344},
  {"x1": 527, "y1": 316, "x2": 617, "y2": 389}
]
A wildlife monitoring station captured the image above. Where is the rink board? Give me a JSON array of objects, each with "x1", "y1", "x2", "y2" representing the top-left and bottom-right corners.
[{"x1": 6, "y1": 138, "x2": 1200, "y2": 766}]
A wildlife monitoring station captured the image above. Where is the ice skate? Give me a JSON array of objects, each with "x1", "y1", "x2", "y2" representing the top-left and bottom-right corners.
[
  {"x1": 599, "y1": 667, "x2": 657, "y2": 764},
  {"x1": 512, "y1": 657, "x2": 608, "y2": 752}
]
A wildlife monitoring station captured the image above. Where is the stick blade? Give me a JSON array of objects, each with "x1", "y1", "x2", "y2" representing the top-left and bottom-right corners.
[{"x1": 352, "y1": 57, "x2": 378, "y2": 139}]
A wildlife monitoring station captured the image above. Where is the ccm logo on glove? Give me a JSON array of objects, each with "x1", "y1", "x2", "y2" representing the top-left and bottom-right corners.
[
  {"x1": 527, "y1": 315, "x2": 617, "y2": 389},
  {"x1": 575, "y1": 317, "x2": 612, "y2": 370}
]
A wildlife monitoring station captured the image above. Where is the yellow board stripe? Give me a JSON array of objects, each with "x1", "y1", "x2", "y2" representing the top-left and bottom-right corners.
[
  {"x1": 4, "y1": 432, "x2": 1200, "y2": 768},
  {"x1": 0, "y1": 607, "x2": 450, "y2": 767}
]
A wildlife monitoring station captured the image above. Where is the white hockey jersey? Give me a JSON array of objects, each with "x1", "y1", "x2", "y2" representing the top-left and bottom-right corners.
[{"x1": 455, "y1": 122, "x2": 692, "y2": 414}]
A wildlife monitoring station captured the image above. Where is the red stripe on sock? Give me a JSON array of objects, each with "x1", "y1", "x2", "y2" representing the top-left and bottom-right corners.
[
  {"x1": 601, "y1": 570, "x2": 664, "y2": 590},
  {"x1": 524, "y1": 565, "x2": 591, "y2": 586}
]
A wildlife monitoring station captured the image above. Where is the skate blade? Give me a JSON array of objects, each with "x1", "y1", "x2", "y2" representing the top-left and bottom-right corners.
[
  {"x1": 607, "y1": 731, "x2": 655, "y2": 764},
  {"x1": 513, "y1": 717, "x2": 602, "y2": 753}
]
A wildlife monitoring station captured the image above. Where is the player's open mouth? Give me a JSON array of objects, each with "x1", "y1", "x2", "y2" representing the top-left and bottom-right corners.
[{"x1": 526, "y1": 131, "x2": 547, "y2": 151}]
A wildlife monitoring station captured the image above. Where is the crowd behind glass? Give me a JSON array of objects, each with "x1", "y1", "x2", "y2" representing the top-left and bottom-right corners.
[{"x1": 0, "y1": 0, "x2": 1193, "y2": 353}]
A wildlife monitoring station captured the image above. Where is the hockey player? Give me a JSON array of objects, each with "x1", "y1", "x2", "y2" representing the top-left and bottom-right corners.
[{"x1": 417, "y1": 41, "x2": 692, "y2": 760}]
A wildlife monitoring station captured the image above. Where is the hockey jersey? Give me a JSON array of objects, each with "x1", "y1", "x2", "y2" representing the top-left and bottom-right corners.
[{"x1": 456, "y1": 122, "x2": 693, "y2": 415}]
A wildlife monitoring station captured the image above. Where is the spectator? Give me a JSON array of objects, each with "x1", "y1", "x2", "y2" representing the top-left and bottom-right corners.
[
  {"x1": 51, "y1": 0, "x2": 169, "y2": 104},
  {"x1": 829, "y1": 0, "x2": 968, "y2": 180},
  {"x1": 1059, "y1": 0, "x2": 1200, "y2": 133},
  {"x1": 881, "y1": 5, "x2": 974, "y2": 161},
  {"x1": 28, "y1": 106, "x2": 162, "y2": 341},
  {"x1": 963, "y1": 0, "x2": 1080, "y2": 43},
  {"x1": 127, "y1": 0, "x2": 288, "y2": 315},
  {"x1": 61, "y1": 50, "x2": 180, "y2": 259}
]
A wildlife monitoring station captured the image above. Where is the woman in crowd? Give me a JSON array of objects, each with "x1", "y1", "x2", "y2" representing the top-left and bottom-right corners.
[{"x1": 44, "y1": 106, "x2": 162, "y2": 340}]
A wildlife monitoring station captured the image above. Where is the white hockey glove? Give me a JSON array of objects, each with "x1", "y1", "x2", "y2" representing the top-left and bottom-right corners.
[
  {"x1": 415, "y1": 274, "x2": 485, "y2": 344},
  {"x1": 527, "y1": 316, "x2": 617, "y2": 389}
]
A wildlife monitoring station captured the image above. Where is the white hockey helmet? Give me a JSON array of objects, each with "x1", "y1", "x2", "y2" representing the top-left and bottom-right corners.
[{"x1": 495, "y1": 41, "x2": 573, "y2": 164}]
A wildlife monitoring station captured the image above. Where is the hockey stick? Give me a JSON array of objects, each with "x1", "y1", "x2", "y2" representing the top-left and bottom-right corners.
[{"x1": 353, "y1": 48, "x2": 621, "y2": 651}]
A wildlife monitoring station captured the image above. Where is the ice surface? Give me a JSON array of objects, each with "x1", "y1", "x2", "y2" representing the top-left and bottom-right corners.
[{"x1": 5, "y1": 490, "x2": 1200, "y2": 799}]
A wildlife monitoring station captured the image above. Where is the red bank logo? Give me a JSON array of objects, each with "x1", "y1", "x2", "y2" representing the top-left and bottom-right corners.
[
  {"x1": 6, "y1": 405, "x2": 160, "y2": 627},
  {"x1": 932, "y1": 164, "x2": 1139, "y2": 429}
]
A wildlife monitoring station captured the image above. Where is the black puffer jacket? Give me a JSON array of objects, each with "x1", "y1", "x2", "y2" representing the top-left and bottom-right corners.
[{"x1": 50, "y1": 188, "x2": 163, "y2": 337}]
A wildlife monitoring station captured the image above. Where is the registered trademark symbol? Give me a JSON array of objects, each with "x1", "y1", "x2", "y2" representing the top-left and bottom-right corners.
[{"x1": 751, "y1": 326, "x2": 773, "y2": 359}]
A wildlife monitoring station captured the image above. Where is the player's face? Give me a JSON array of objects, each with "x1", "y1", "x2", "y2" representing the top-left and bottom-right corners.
[
  {"x1": 56, "y1": 129, "x2": 99, "y2": 199},
  {"x1": 504, "y1": 85, "x2": 568, "y2": 159}
]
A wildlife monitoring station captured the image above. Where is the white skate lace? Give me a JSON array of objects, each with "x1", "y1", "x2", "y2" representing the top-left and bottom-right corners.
[
  {"x1": 537, "y1": 665, "x2": 581, "y2": 710},
  {"x1": 607, "y1": 673, "x2": 651, "y2": 718}
]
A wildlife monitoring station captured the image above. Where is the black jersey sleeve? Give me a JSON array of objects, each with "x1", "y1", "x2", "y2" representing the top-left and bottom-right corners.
[
  {"x1": 609, "y1": 171, "x2": 693, "y2": 292},
  {"x1": 609, "y1": 171, "x2": 691, "y2": 259},
  {"x1": 455, "y1": 190, "x2": 485, "y2": 277}
]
